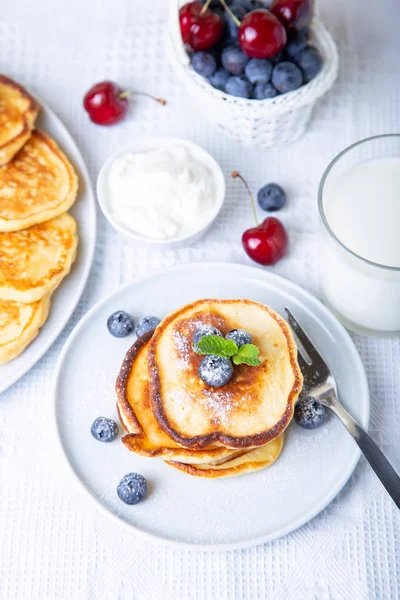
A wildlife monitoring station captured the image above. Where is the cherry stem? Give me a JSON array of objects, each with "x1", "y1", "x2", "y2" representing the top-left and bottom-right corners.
[
  {"x1": 199, "y1": 0, "x2": 213, "y2": 16},
  {"x1": 219, "y1": 0, "x2": 241, "y2": 26},
  {"x1": 232, "y1": 171, "x2": 258, "y2": 226},
  {"x1": 118, "y1": 91, "x2": 166, "y2": 105}
]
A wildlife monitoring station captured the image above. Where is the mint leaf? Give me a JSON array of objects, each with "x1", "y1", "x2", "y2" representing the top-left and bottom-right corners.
[
  {"x1": 232, "y1": 344, "x2": 262, "y2": 366},
  {"x1": 194, "y1": 335, "x2": 238, "y2": 357}
]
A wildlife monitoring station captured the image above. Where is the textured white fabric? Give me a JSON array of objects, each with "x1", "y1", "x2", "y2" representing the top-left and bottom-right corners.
[{"x1": 1, "y1": 0, "x2": 400, "y2": 598}]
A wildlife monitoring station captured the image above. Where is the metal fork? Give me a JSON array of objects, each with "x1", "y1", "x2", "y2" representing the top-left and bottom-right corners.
[{"x1": 285, "y1": 308, "x2": 400, "y2": 509}]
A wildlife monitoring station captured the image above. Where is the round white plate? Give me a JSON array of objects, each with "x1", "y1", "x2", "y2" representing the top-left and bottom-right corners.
[
  {"x1": 54, "y1": 263, "x2": 369, "y2": 550},
  {"x1": 0, "y1": 98, "x2": 96, "y2": 394}
]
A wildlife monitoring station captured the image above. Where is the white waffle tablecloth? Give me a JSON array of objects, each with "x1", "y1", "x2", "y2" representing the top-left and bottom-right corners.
[{"x1": 1, "y1": 0, "x2": 400, "y2": 598}]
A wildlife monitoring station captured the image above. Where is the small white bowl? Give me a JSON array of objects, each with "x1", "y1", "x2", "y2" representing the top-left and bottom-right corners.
[{"x1": 96, "y1": 137, "x2": 226, "y2": 249}]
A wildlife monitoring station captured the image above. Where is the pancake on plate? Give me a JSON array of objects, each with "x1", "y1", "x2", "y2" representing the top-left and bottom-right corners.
[
  {"x1": 0, "y1": 130, "x2": 78, "y2": 232},
  {"x1": 0, "y1": 295, "x2": 50, "y2": 365},
  {"x1": 0, "y1": 75, "x2": 39, "y2": 166},
  {"x1": 116, "y1": 299, "x2": 302, "y2": 478},
  {"x1": 0, "y1": 212, "x2": 78, "y2": 302},
  {"x1": 149, "y1": 299, "x2": 302, "y2": 450}
]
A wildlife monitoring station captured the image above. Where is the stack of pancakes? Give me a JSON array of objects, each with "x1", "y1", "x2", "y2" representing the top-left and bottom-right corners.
[
  {"x1": 116, "y1": 299, "x2": 303, "y2": 478},
  {"x1": 0, "y1": 76, "x2": 79, "y2": 365}
]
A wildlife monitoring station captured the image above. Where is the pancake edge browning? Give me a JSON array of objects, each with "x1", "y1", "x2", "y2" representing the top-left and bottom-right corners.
[
  {"x1": 148, "y1": 299, "x2": 303, "y2": 450},
  {"x1": 0, "y1": 75, "x2": 39, "y2": 166},
  {"x1": 116, "y1": 331, "x2": 254, "y2": 462},
  {"x1": 0, "y1": 295, "x2": 50, "y2": 365},
  {"x1": 165, "y1": 434, "x2": 284, "y2": 478},
  {"x1": 0, "y1": 130, "x2": 79, "y2": 232}
]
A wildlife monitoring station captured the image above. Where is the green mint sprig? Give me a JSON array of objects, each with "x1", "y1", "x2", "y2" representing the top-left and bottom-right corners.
[{"x1": 193, "y1": 335, "x2": 262, "y2": 367}]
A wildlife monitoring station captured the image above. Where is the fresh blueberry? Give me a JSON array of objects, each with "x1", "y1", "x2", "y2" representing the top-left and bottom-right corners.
[
  {"x1": 221, "y1": 45, "x2": 250, "y2": 75},
  {"x1": 224, "y1": 4, "x2": 247, "y2": 40},
  {"x1": 225, "y1": 76, "x2": 253, "y2": 98},
  {"x1": 245, "y1": 58, "x2": 273, "y2": 84},
  {"x1": 209, "y1": 68, "x2": 230, "y2": 91},
  {"x1": 117, "y1": 473, "x2": 148, "y2": 505},
  {"x1": 295, "y1": 45, "x2": 323, "y2": 82},
  {"x1": 191, "y1": 51, "x2": 217, "y2": 77},
  {"x1": 203, "y1": 0, "x2": 233, "y2": 7},
  {"x1": 135, "y1": 316, "x2": 161, "y2": 337},
  {"x1": 286, "y1": 29, "x2": 309, "y2": 58},
  {"x1": 91, "y1": 417, "x2": 118, "y2": 442},
  {"x1": 257, "y1": 183, "x2": 287, "y2": 211},
  {"x1": 198, "y1": 355, "x2": 233, "y2": 387},
  {"x1": 107, "y1": 310, "x2": 135, "y2": 338},
  {"x1": 269, "y1": 50, "x2": 285, "y2": 65},
  {"x1": 193, "y1": 325, "x2": 223, "y2": 347},
  {"x1": 226, "y1": 329, "x2": 252, "y2": 347},
  {"x1": 253, "y1": 82, "x2": 278, "y2": 99},
  {"x1": 242, "y1": 0, "x2": 265, "y2": 11},
  {"x1": 294, "y1": 397, "x2": 326, "y2": 429},
  {"x1": 272, "y1": 61, "x2": 303, "y2": 93}
]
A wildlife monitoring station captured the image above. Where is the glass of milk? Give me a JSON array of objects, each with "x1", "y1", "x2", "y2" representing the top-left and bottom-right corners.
[{"x1": 318, "y1": 135, "x2": 400, "y2": 336}]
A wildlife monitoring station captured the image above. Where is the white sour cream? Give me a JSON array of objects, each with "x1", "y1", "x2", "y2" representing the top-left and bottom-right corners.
[{"x1": 107, "y1": 146, "x2": 216, "y2": 240}]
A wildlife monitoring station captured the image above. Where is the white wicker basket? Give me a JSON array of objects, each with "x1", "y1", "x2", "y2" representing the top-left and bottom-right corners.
[{"x1": 168, "y1": 0, "x2": 339, "y2": 149}]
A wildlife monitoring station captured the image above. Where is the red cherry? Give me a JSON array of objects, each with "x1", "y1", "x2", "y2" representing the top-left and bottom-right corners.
[
  {"x1": 84, "y1": 81, "x2": 127, "y2": 125},
  {"x1": 83, "y1": 81, "x2": 166, "y2": 126},
  {"x1": 238, "y1": 9, "x2": 287, "y2": 59},
  {"x1": 232, "y1": 171, "x2": 288, "y2": 265},
  {"x1": 270, "y1": 0, "x2": 312, "y2": 32},
  {"x1": 179, "y1": 1, "x2": 224, "y2": 51},
  {"x1": 242, "y1": 218, "x2": 288, "y2": 265}
]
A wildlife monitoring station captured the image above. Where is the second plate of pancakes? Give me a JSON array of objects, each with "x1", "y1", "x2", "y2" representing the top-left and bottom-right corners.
[
  {"x1": 53, "y1": 263, "x2": 369, "y2": 550},
  {"x1": 0, "y1": 87, "x2": 96, "y2": 393}
]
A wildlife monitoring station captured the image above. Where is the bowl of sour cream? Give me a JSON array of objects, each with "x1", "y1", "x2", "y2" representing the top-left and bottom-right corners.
[{"x1": 97, "y1": 137, "x2": 225, "y2": 249}]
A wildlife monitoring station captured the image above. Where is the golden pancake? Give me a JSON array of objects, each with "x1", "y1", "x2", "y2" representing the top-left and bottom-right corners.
[
  {"x1": 0, "y1": 75, "x2": 39, "y2": 166},
  {"x1": 0, "y1": 295, "x2": 50, "y2": 365},
  {"x1": 0, "y1": 213, "x2": 78, "y2": 302},
  {"x1": 149, "y1": 299, "x2": 303, "y2": 450},
  {"x1": 166, "y1": 434, "x2": 284, "y2": 478},
  {"x1": 117, "y1": 331, "x2": 241, "y2": 464},
  {"x1": 0, "y1": 130, "x2": 78, "y2": 232}
]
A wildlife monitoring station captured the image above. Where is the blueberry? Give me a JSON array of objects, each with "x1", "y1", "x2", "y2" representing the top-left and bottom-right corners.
[
  {"x1": 226, "y1": 329, "x2": 252, "y2": 347},
  {"x1": 245, "y1": 58, "x2": 273, "y2": 84},
  {"x1": 286, "y1": 29, "x2": 309, "y2": 58},
  {"x1": 225, "y1": 76, "x2": 253, "y2": 98},
  {"x1": 295, "y1": 45, "x2": 323, "y2": 82},
  {"x1": 91, "y1": 417, "x2": 118, "y2": 442},
  {"x1": 135, "y1": 316, "x2": 160, "y2": 337},
  {"x1": 294, "y1": 397, "x2": 326, "y2": 429},
  {"x1": 191, "y1": 51, "x2": 217, "y2": 77},
  {"x1": 209, "y1": 68, "x2": 230, "y2": 91},
  {"x1": 269, "y1": 50, "x2": 285, "y2": 65},
  {"x1": 224, "y1": 5, "x2": 247, "y2": 40},
  {"x1": 253, "y1": 82, "x2": 278, "y2": 99},
  {"x1": 198, "y1": 355, "x2": 233, "y2": 387},
  {"x1": 272, "y1": 61, "x2": 303, "y2": 93},
  {"x1": 193, "y1": 325, "x2": 223, "y2": 347},
  {"x1": 202, "y1": 0, "x2": 233, "y2": 7},
  {"x1": 221, "y1": 45, "x2": 250, "y2": 75},
  {"x1": 257, "y1": 183, "x2": 287, "y2": 211},
  {"x1": 107, "y1": 310, "x2": 134, "y2": 338},
  {"x1": 117, "y1": 473, "x2": 148, "y2": 505}
]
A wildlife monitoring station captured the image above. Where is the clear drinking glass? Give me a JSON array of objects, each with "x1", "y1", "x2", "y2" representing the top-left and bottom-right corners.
[{"x1": 318, "y1": 135, "x2": 400, "y2": 336}]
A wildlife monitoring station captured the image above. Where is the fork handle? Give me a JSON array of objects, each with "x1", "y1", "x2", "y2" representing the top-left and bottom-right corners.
[{"x1": 330, "y1": 402, "x2": 400, "y2": 508}]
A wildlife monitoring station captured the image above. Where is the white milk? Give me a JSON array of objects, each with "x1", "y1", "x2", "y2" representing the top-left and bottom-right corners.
[{"x1": 321, "y1": 157, "x2": 400, "y2": 334}]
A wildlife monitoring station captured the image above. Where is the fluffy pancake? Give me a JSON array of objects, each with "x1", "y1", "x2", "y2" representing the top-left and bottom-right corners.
[
  {"x1": 0, "y1": 130, "x2": 78, "y2": 232},
  {"x1": 0, "y1": 75, "x2": 39, "y2": 166},
  {"x1": 117, "y1": 331, "x2": 241, "y2": 464},
  {"x1": 149, "y1": 299, "x2": 303, "y2": 450},
  {"x1": 0, "y1": 295, "x2": 50, "y2": 365},
  {"x1": 0, "y1": 213, "x2": 78, "y2": 302},
  {"x1": 166, "y1": 434, "x2": 284, "y2": 478}
]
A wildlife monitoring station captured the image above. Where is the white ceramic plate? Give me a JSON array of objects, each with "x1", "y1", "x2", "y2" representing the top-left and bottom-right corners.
[
  {"x1": 54, "y1": 263, "x2": 369, "y2": 550},
  {"x1": 0, "y1": 98, "x2": 96, "y2": 394}
]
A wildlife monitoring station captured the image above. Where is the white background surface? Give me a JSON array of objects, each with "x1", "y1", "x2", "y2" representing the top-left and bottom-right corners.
[{"x1": 1, "y1": 0, "x2": 399, "y2": 598}]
